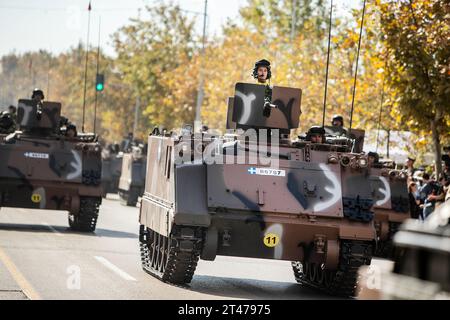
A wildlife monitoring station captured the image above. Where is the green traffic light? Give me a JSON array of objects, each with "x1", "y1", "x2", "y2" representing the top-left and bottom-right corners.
[{"x1": 96, "y1": 83, "x2": 104, "y2": 91}]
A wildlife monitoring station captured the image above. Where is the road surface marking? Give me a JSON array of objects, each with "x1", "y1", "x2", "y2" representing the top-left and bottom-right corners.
[
  {"x1": 41, "y1": 222, "x2": 63, "y2": 237},
  {"x1": 94, "y1": 256, "x2": 136, "y2": 281},
  {"x1": 0, "y1": 246, "x2": 41, "y2": 300}
]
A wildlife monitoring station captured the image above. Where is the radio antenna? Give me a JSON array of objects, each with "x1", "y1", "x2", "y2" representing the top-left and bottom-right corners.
[
  {"x1": 349, "y1": 0, "x2": 367, "y2": 131},
  {"x1": 322, "y1": 0, "x2": 333, "y2": 127},
  {"x1": 376, "y1": 58, "x2": 388, "y2": 153}
]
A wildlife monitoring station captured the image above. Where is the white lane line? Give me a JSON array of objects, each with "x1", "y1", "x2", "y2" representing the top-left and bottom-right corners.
[
  {"x1": 41, "y1": 222, "x2": 63, "y2": 237},
  {"x1": 94, "y1": 256, "x2": 137, "y2": 281}
]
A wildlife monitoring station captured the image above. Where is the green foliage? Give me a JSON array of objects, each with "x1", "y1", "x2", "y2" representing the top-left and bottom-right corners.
[
  {"x1": 112, "y1": 2, "x2": 197, "y2": 130},
  {"x1": 0, "y1": 0, "x2": 448, "y2": 167},
  {"x1": 376, "y1": 0, "x2": 450, "y2": 173}
]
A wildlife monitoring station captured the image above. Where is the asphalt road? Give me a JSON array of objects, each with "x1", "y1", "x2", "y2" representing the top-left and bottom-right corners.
[{"x1": 0, "y1": 196, "x2": 392, "y2": 300}]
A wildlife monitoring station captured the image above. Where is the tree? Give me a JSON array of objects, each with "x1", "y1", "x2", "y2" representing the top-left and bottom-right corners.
[
  {"x1": 377, "y1": 0, "x2": 450, "y2": 175},
  {"x1": 112, "y1": 2, "x2": 197, "y2": 131}
]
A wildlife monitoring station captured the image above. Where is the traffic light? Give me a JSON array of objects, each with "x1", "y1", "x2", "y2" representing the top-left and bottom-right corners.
[{"x1": 95, "y1": 73, "x2": 104, "y2": 92}]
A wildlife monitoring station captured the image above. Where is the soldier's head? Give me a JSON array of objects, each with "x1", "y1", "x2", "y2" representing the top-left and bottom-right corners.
[
  {"x1": 31, "y1": 88, "x2": 45, "y2": 102},
  {"x1": 307, "y1": 126, "x2": 325, "y2": 143},
  {"x1": 66, "y1": 124, "x2": 77, "y2": 138},
  {"x1": 331, "y1": 115, "x2": 344, "y2": 127},
  {"x1": 8, "y1": 105, "x2": 16, "y2": 115},
  {"x1": 368, "y1": 151, "x2": 379, "y2": 165},
  {"x1": 406, "y1": 156, "x2": 415, "y2": 167},
  {"x1": 252, "y1": 59, "x2": 271, "y2": 84}
]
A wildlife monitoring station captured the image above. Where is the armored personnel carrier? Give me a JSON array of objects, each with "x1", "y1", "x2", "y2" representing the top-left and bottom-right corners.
[
  {"x1": 0, "y1": 99, "x2": 102, "y2": 232},
  {"x1": 369, "y1": 159, "x2": 410, "y2": 258},
  {"x1": 118, "y1": 143, "x2": 147, "y2": 206},
  {"x1": 138, "y1": 83, "x2": 376, "y2": 297},
  {"x1": 101, "y1": 144, "x2": 123, "y2": 196},
  {"x1": 358, "y1": 200, "x2": 449, "y2": 299}
]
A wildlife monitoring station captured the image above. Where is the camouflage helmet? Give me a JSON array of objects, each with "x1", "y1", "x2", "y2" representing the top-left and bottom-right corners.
[
  {"x1": 8, "y1": 105, "x2": 16, "y2": 113},
  {"x1": 332, "y1": 115, "x2": 344, "y2": 126},
  {"x1": 308, "y1": 126, "x2": 325, "y2": 135},
  {"x1": 306, "y1": 126, "x2": 325, "y2": 141},
  {"x1": 31, "y1": 88, "x2": 45, "y2": 100},
  {"x1": 368, "y1": 151, "x2": 380, "y2": 163},
  {"x1": 0, "y1": 111, "x2": 14, "y2": 131},
  {"x1": 252, "y1": 59, "x2": 272, "y2": 80}
]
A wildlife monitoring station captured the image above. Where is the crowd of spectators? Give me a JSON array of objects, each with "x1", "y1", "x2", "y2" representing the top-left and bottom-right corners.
[{"x1": 407, "y1": 146, "x2": 450, "y2": 220}]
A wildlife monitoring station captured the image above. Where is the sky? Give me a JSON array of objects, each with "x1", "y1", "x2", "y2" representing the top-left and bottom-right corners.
[{"x1": 0, "y1": 0, "x2": 360, "y2": 57}]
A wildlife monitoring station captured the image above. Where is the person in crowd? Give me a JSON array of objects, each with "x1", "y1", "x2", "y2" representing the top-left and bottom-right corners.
[
  {"x1": 408, "y1": 181, "x2": 421, "y2": 219},
  {"x1": 418, "y1": 173, "x2": 442, "y2": 219},
  {"x1": 405, "y1": 156, "x2": 417, "y2": 183}
]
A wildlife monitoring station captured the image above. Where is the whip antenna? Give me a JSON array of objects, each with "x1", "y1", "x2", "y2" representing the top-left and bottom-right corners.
[
  {"x1": 322, "y1": 0, "x2": 333, "y2": 127},
  {"x1": 349, "y1": 0, "x2": 367, "y2": 131}
]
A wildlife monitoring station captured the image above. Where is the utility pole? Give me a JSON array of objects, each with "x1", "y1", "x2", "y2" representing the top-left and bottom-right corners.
[
  {"x1": 194, "y1": 0, "x2": 208, "y2": 132},
  {"x1": 290, "y1": 0, "x2": 297, "y2": 41},
  {"x1": 94, "y1": 16, "x2": 101, "y2": 134},
  {"x1": 82, "y1": 1, "x2": 92, "y2": 133}
]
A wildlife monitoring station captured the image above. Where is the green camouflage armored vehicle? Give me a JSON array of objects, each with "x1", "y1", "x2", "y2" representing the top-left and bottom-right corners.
[
  {"x1": 118, "y1": 144, "x2": 147, "y2": 206},
  {"x1": 0, "y1": 99, "x2": 102, "y2": 232},
  {"x1": 101, "y1": 144, "x2": 123, "y2": 196},
  {"x1": 358, "y1": 200, "x2": 449, "y2": 300},
  {"x1": 369, "y1": 159, "x2": 410, "y2": 258},
  {"x1": 138, "y1": 83, "x2": 375, "y2": 297}
]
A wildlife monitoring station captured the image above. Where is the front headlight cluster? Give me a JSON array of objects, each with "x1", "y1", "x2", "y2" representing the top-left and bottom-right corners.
[
  {"x1": 328, "y1": 153, "x2": 368, "y2": 169},
  {"x1": 388, "y1": 170, "x2": 407, "y2": 180}
]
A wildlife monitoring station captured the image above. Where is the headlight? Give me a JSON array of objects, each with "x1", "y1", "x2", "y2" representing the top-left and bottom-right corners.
[
  {"x1": 328, "y1": 154, "x2": 339, "y2": 164},
  {"x1": 358, "y1": 157, "x2": 368, "y2": 168},
  {"x1": 340, "y1": 155, "x2": 351, "y2": 167}
]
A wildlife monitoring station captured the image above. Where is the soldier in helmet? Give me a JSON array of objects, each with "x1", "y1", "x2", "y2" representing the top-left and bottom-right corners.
[
  {"x1": 368, "y1": 151, "x2": 380, "y2": 166},
  {"x1": 31, "y1": 88, "x2": 45, "y2": 120},
  {"x1": 0, "y1": 105, "x2": 17, "y2": 133},
  {"x1": 307, "y1": 126, "x2": 325, "y2": 144},
  {"x1": 0, "y1": 110, "x2": 15, "y2": 133},
  {"x1": 31, "y1": 88, "x2": 45, "y2": 102},
  {"x1": 332, "y1": 115, "x2": 344, "y2": 127},
  {"x1": 8, "y1": 105, "x2": 17, "y2": 124},
  {"x1": 66, "y1": 123, "x2": 77, "y2": 138},
  {"x1": 57, "y1": 111, "x2": 78, "y2": 138},
  {"x1": 252, "y1": 59, "x2": 276, "y2": 117}
]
